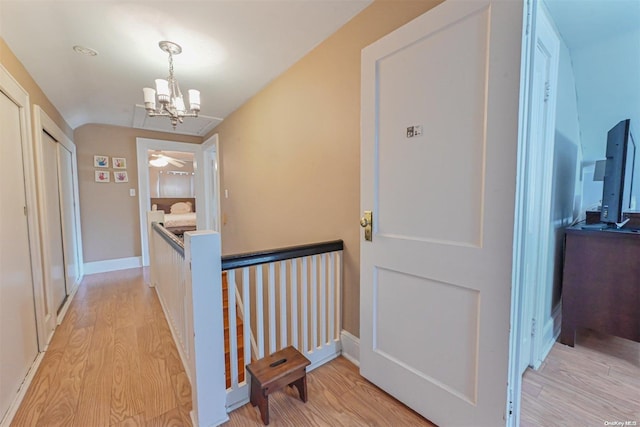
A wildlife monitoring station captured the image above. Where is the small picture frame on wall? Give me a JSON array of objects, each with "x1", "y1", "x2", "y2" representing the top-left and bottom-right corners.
[
  {"x1": 113, "y1": 171, "x2": 129, "y2": 183},
  {"x1": 95, "y1": 170, "x2": 110, "y2": 183},
  {"x1": 94, "y1": 155, "x2": 109, "y2": 168},
  {"x1": 113, "y1": 157, "x2": 127, "y2": 169}
]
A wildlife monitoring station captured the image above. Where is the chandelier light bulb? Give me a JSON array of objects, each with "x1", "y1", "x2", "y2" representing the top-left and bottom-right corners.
[
  {"x1": 143, "y1": 87, "x2": 156, "y2": 110},
  {"x1": 189, "y1": 89, "x2": 201, "y2": 111}
]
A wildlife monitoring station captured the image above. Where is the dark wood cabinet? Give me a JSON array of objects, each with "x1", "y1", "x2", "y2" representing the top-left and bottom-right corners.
[{"x1": 560, "y1": 226, "x2": 640, "y2": 346}]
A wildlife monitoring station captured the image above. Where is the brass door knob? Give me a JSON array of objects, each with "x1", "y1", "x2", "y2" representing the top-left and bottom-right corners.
[{"x1": 360, "y1": 216, "x2": 370, "y2": 228}]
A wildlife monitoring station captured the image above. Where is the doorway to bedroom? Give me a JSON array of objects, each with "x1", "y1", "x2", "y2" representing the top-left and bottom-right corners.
[{"x1": 136, "y1": 137, "x2": 221, "y2": 266}]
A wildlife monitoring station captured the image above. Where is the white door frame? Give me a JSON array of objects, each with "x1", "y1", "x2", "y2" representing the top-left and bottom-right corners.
[
  {"x1": 507, "y1": 1, "x2": 560, "y2": 425},
  {"x1": 200, "y1": 134, "x2": 222, "y2": 232},
  {"x1": 136, "y1": 138, "x2": 204, "y2": 265},
  {"x1": 32, "y1": 105, "x2": 84, "y2": 339}
]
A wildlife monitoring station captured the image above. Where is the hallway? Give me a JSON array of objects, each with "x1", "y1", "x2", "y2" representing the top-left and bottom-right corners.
[
  {"x1": 11, "y1": 269, "x2": 192, "y2": 426},
  {"x1": 10, "y1": 268, "x2": 434, "y2": 427}
]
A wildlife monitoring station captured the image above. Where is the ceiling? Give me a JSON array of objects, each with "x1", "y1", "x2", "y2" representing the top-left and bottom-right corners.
[
  {"x1": 0, "y1": 0, "x2": 371, "y2": 136},
  {"x1": 545, "y1": 0, "x2": 640, "y2": 49}
]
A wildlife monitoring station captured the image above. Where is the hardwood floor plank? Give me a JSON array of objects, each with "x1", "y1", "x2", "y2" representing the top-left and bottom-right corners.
[
  {"x1": 144, "y1": 407, "x2": 189, "y2": 427},
  {"x1": 9, "y1": 346, "x2": 65, "y2": 426},
  {"x1": 522, "y1": 329, "x2": 640, "y2": 426},
  {"x1": 224, "y1": 356, "x2": 435, "y2": 427},
  {"x1": 111, "y1": 413, "x2": 145, "y2": 427},
  {"x1": 170, "y1": 372, "x2": 192, "y2": 409},
  {"x1": 73, "y1": 317, "x2": 115, "y2": 427},
  {"x1": 137, "y1": 322, "x2": 178, "y2": 421},
  {"x1": 36, "y1": 326, "x2": 93, "y2": 427},
  {"x1": 110, "y1": 326, "x2": 144, "y2": 425}
]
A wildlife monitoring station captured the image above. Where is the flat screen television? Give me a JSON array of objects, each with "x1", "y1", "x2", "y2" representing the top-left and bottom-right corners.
[{"x1": 600, "y1": 119, "x2": 636, "y2": 225}]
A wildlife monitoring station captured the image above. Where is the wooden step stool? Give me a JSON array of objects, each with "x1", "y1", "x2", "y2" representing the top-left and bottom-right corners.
[{"x1": 246, "y1": 346, "x2": 311, "y2": 425}]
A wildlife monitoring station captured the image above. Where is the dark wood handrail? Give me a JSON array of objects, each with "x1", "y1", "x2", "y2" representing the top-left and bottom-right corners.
[
  {"x1": 151, "y1": 221, "x2": 185, "y2": 256},
  {"x1": 222, "y1": 240, "x2": 343, "y2": 271}
]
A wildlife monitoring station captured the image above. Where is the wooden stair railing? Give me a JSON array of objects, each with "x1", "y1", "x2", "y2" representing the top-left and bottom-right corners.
[{"x1": 223, "y1": 271, "x2": 245, "y2": 388}]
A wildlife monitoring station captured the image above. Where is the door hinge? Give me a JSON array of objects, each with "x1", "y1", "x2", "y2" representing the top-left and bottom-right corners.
[
  {"x1": 24, "y1": 206, "x2": 28, "y2": 216},
  {"x1": 544, "y1": 81, "x2": 551, "y2": 102},
  {"x1": 531, "y1": 318, "x2": 536, "y2": 337}
]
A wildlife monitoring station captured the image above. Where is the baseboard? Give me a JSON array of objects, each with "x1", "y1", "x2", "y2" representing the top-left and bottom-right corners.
[
  {"x1": 0, "y1": 351, "x2": 45, "y2": 427},
  {"x1": 340, "y1": 330, "x2": 360, "y2": 367},
  {"x1": 83, "y1": 256, "x2": 142, "y2": 275}
]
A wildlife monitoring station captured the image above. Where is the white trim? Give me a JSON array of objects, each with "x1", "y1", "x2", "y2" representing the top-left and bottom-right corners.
[
  {"x1": 529, "y1": 3, "x2": 561, "y2": 369},
  {"x1": 507, "y1": 0, "x2": 535, "y2": 425},
  {"x1": 201, "y1": 134, "x2": 222, "y2": 232},
  {"x1": 83, "y1": 256, "x2": 142, "y2": 275},
  {"x1": 532, "y1": 303, "x2": 561, "y2": 369},
  {"x1": 56, "y1": 277, "x2": 81, "y2": 325},
  {"x1": 32, "y1": 105, "x2": 85, "y2": 345},
  {"x1": 0, "y1": 352, "x2": 45, "y2": 427},
  {"x1": 340, "y1": 330, "x2": 360, "y2": 367},
  {"x1": 136, "y1": 138, "x2": 203, "y2": 266}
]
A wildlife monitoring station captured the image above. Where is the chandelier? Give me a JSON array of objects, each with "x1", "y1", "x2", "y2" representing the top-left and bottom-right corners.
[{"x1": 142, "y1": 41, "x2": 200, "y2": 129}]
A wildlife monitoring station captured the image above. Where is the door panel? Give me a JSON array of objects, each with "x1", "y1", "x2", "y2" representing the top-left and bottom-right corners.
[
  {"x1": 58, "y1": 145, "x2": 79, "y2": 289},
  {"x1": 0, "y1": 88, "x2": 39, "y2": 420},
  {"x1": 41, "y1": 131, "x2": 67, "y2": 311},
  {"x1": 377, "y1": 8, "x2": 487, "y2": 247},
  {"x1": 360, "y1": 1, "x2": 523, "y2": 425}
]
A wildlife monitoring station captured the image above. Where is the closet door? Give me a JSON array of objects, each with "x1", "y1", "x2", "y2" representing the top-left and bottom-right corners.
[
  {"x1": 0, "y1": 82, "x2": 39, "y2": 420},
  {"x1": 41, "y1": 130, "x2": 67, "y2": 311},
  {"x1": 58, "y1": 145, "x2": 79, "y2": 289}
]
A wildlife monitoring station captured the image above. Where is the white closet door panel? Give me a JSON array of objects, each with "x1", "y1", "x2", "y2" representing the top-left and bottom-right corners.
[
  {"x1": 0, "y1": 88, "x2": 38, "y2": 420},
  {"x1": 41, "y1": 131, "x2": 67, "y2": 311},
  {"x1": 58, "y1": 145, "x2": 78, "y2": 287}
]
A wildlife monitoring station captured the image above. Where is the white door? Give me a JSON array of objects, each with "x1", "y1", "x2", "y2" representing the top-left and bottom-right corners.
[
  {"x1": 41, "y1": 130, "x2": 68, "y2": 311},
  {"x1": 58, "y1": 144, "x2": 79, "y2": 291},
  {"x1": 360, "y1": 1, "x2": 523, "y2": 425},
  {"x1": 0, "y1": 85, "x2": 39, "y2": 420}
]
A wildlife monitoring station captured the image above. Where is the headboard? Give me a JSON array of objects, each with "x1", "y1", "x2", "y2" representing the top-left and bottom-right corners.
[{"x1": 150, "y1": 197, "x2": 196, "y2": 213}]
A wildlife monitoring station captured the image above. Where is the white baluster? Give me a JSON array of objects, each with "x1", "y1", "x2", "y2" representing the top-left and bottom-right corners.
[
  {"x1": 320, "y1": 253, "x2": 327, "y2": 347},
  {"x1": 242, "y1": 267, "x2": 252, "y2": 365},
  {"x1": 256, "y1": 265, "x2": 265, "y2": 359},
  {"x1": 301, "y1": 257, "x2": 309, "y2": 354},
  {"x1": 291, "y1": 258, "x2": 298, "y2": 348},
  {"x1": 228, "y1": 270, "x2": 239, "y2": 387},
  {"x1": 279, "y1": 260, "x2": 287, "y2": 348},
  {"x1": 329, "y1": 252, "x2": 335, "y2": 342},
  {"x1": 268, "y1": 263, "x2": 276, "y2": 354},
  {"x1": 311, "y1": 255, "x2": 318, "y2": 350}
]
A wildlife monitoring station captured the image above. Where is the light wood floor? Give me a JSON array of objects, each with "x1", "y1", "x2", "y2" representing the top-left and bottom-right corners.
[
  {"x1": 14, "y1": 268, "x2": 637, "y2": 427},
  {"x1": 10, "y1": 268, "x2": 433, "y2": 427},
  {"x1": 225, "y1": 356, "x2": 434, "y2": 427},
  {"x1": 11, "y1": 268, "x2": 192, "y2": 427},
  {"x1": 521, "y1": 329, "x2": 640, "y2": 427}
]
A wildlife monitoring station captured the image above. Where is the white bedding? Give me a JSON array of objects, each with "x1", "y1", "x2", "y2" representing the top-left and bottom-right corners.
[{"x1": 164, "y1": 212, "x2": 196, "y2": 228}]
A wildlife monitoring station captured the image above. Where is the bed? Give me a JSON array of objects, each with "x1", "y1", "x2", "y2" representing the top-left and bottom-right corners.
[{"x1": 151, "y1": 197, "x2": 197, "y2": 235}]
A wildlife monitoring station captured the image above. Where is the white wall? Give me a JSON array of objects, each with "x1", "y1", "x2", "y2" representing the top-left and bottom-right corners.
[{"x1": 571, "y1": 28, "x2": 640, "y2": 161}]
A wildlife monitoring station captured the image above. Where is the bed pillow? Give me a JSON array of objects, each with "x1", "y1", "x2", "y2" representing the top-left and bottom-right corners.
[{"x1": 170, "y1": 202, "x2": 192, "y2": 214}]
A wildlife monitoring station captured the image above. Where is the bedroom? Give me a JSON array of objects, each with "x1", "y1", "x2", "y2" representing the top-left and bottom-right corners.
[{"x1": 148, "y1": 150, "x2": 197, "y2": 236}]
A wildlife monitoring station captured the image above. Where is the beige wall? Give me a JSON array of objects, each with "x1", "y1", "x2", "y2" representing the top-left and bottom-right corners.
[
  {"x1": 74, "y1": 124, "x2": 201, "y2": 262},
  {"x1": 209, "y1": 0, "x2": 442, "y2": 337},
  {"x1": 1, "y1": 37, "x2": 72, "y2": 142}
]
